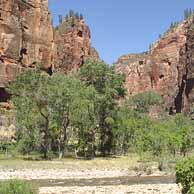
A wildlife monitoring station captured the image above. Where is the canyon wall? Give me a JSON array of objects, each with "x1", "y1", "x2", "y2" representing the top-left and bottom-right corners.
[
  {"x1": 1, "y1": 0, "x2": 194, "y2": 114},
  {"x1": 0, "y1": 0, "x2": 99, "y2": 102},
  {"x1": 0, "y1": 0, "x2": 54, "y2": 89},
  {"x1": 115, "y1": 17, "x2": 194, "y2": 114},
  {"x1": 54, "y1": 17, "x2": 99, "y2": 73}
]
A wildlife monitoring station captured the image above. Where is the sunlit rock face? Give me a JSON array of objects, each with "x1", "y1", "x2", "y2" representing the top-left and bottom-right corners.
[
  {"x1": 54, "y1": 18, "x2": 99, "y2": 73},
  {"x1": 115, "y1": 17, "x2": 194, "y2": 114},
  {"x1": 0, "y1": 0, "x2": 54, "y2": 87},
  {"x1": 0, "y1": 0, "x2": 99, "y2": 89}
]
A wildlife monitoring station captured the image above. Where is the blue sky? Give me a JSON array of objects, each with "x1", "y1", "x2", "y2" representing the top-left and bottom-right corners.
[{"x1": 49, "y1": 0, "x2": 194, "y2": 64}]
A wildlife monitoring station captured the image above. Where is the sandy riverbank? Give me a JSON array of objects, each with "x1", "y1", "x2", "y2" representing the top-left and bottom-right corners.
[
  {"x1": 0, "y1": 168, "x2": 181, "y2": 194},
  {"x1": 0, "y1": 157, "x2": 180, "y2": 194},
  {"x1": 39, "y1": 184, "x2": 182, "y2": 194},
  {"x1": 0, "y1": 169, "x2": 131, "y2": 180},
  {"x1": 0, "y1": 168, "x2": 172, "y2": 180}
]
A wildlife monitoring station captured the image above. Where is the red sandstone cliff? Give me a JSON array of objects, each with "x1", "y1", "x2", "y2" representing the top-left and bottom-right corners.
[
  {"x1": 0, "y1": 1, "x2": 99, "y2": 102},
  {"x1": 0, "y1": 0, "x2": 54, "y2": 88},
  {"x1": 1, "y1": 0, "x2": 194, "y2": 114},
  {"x1": 115, "y1": 16, "x2": 194, "y2": 114},
  {"x1": 54, "y1": 16, "x2": 99, "y2": 73}
]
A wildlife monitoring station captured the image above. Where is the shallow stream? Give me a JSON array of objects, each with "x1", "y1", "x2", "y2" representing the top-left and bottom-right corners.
[{"x1": 26, "y1": 175, "x2": 176, "y2": 187}]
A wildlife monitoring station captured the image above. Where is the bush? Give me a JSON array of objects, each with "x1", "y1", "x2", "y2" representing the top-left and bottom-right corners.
[
  {"x1": 176, "y1": 158, "x2": 194, "y2": 194},
  {"x1": 129, "y1": 91, "x2": 161, "y2": 113},
  {"x1": 0, "y1": 179, "x2": 37, "y2": 194},
  {"x1": 188, "y1": 186, "x2": 194, "y2": 194}
]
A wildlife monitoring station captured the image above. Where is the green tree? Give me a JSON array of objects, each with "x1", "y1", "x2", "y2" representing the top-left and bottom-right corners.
[
  {"x1": 129, "y1": 91, "x2": 161, "y2": 113},
  {"x1": 9, "y1": 70, "x2": 88, "y2": 159},
  {"x1": 148, "y1": 121, "x2": 170, "y2": 157},
  {"x1": 184, "y1": 8, "x2": 194, "y2": 20},
  {"x1": 79, "y1": 59, "x2": 126, "y2": 156},
  {"x1": 58, "y1": 14, "x2": 63, "y2": 24},
  {"x1": 132, "y1": 116, "x2": 153, "y2": 154},
  {"x1": 80, "y1": 14, "x2": 84, "y2": 20},
  {"x1": 69, "y1": 10, "x2": 75, "y2": 18},
  {"x1": 47, "y1": 73, "x2": 85, "y2": 158},
  {"x1": 113, "y1": 102, "x2": 142, "y2": 154},
  {"x1": 9, "y1": 69, "x2": 52, "y2": 158},
  {"x1": 173, "y1": 114, "x2": 194, "y2": 157},
  {"x1": 65, "y1": 14, "x2": 69, "y2": 21},
  {"x1": 176, "y1": 158, "x2": 194, "y2": 194},
  {"x1": 75, "y1": 12, "x2": 80, "y2": 20},
  {"x1": 71, "y1": 85, "x2": 100, "y2": 158},
  {"x1": 184, "y1": 9, "x2": 189, "y2": 19}
]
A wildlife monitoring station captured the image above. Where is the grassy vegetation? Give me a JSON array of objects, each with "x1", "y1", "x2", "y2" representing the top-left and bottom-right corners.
[
  {"x1": 0, "y1": 154, "x2": 140, "y2": 170},
  {"x1": 0, "y1": 152, "x2": 188, "y2": 174},
  {"x1": 0, "y1": 179, "x2": 37, "y2": 194}
]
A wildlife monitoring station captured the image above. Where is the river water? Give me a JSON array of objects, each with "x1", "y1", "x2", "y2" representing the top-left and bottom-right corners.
[{"x1": 26, "y1": 175, "x2": 176, "y2": 187}]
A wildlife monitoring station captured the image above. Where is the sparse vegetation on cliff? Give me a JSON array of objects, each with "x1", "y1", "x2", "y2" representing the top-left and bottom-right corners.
[
  {"x1": 56, "y1": 10, "x2": 84, "y2": 32},
  {"x1": 184, "y1": 8, "x2": 194, "y2": 20}
]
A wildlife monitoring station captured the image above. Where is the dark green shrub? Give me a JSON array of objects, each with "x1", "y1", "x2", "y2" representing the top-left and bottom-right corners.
[
  {"x1": 129, "y1": 91, "x2": 161, "y2": 113},
  {"x1": 0, "y1": 179, "x2": 37, "y2": 194},
  {"x1": 176, "y1": 158, "x2": 194, "y2": 194}
]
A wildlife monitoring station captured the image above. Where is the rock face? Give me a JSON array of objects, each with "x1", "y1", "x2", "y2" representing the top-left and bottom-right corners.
[
  {"x1": 54, "y1": 17, "x2": 99, "y2": 73},
  {"x1": 0, "y1": 0, "x2": 54, "y2": 90},
  {"x1": 0, "y1": 1, "x2": 99, "y2": 102},
  {"x1": 115, "y1": 17, "x2": 194, "y2": 114}
]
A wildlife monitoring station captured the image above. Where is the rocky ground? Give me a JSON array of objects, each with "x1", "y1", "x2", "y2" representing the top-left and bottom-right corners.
[
  {"x1": 0, "y1": 168, "x2": 182, "y2": 194},
  {"x1": 0, "y1": 169, "x2": 131, "y2": 180},
  {"x1": 0, "y1": 157, "x2": 181, "y2": 194},
  {"x1": 39, "y1": 184, "x2": 182, "y2": 194},
  {"x1": 0, "y1": 168, "x2": 171, "y2": 180}
]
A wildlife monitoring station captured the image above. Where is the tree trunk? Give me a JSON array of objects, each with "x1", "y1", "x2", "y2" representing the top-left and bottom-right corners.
[
  {"x1": 58, "y1": 112, "x2": 69, "y2": 159},
  {"x1": 43, "y1": 117, "x2": 49, "y2": 159}
]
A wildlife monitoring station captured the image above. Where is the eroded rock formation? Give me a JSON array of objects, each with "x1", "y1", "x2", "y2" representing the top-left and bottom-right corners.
[
  {"x1": 1, "y1": 0, "x2": 194, "y2": 115},
  {"x1": 54, "y1": 17, "x2": 99, "y2": 73},
  {"x1": 115, "y1": 17, "x2": 194, "y2": 114},
  {"x1": 0, "y1": 0, "x2": 99, "y2": 103},
  {"x1": 0, "y1": 0, "x2": 54, "y2": 89}
]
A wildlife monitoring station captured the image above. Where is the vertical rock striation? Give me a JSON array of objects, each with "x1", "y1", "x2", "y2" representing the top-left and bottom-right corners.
[{"x1": 0, "y1": 0, "x2": 54, "y2": 89}]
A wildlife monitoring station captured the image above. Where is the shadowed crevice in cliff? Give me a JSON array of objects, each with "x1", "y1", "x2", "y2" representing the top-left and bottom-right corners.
[
  {"x1": 0, "y1": 88, "x2": 9, "y2": 102},
  {"x1": 46, "y1": 65, "x2": 53, "y2": 76},
  {"x1": 184, "y1": 78, "x2": 194, "y2": 112},
  {"x1": 115, "y1": 16, "x2": 194, "y2": 114},
  {"x1": 175, "y1": 78, "x2": 186, "y2": 113},
  {"x1": 185, "y1": 78, "x2": 194, "y2": 96}
]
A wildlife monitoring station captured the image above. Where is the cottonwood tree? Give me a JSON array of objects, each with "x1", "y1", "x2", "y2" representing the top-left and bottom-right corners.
[
  {"x1": 70, "y1": 85, "x2": 100, "y2": 158},
  {"x1": 9, "y1": 70, "x2": 52, "y2": 158},
  {"x1": 9, "y1": 69, "x2": 87, "y2": 159},
  {"x1": 47, "y1": 73, "x2": 85, "y2": 158},
  {"x1": 79, "y1": 59, "x2": 126, "y2": 156}
]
